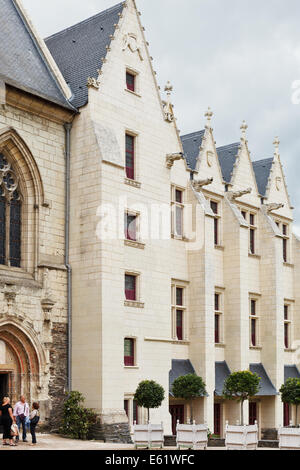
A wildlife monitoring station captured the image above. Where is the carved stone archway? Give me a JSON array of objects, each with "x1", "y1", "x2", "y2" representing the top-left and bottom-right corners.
[{"x1": 0, "y1": 322, "x2": 41, "y2": 404}]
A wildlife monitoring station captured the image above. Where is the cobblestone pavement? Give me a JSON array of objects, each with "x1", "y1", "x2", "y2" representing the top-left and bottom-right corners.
[{"x1": 0, "y1": 434, "x2": 278, "y2": 450}]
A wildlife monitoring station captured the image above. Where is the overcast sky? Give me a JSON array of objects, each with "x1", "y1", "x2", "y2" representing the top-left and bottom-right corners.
[{"x1": 23, "y1": 0, "x2": 300, "y2": 232}]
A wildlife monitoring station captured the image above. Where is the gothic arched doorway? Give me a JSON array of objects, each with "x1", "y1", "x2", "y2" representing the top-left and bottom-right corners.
[{"x1": 0, "y1": 323, "x2": 40, "y2": 404}]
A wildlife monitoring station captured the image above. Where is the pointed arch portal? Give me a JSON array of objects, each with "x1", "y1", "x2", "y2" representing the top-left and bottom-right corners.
[{"x1": 0, "y1": 323, "x2": 40, "y2": 403}]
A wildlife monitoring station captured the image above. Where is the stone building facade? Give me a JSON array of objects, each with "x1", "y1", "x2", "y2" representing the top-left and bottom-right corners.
[{"x1": 1, "y1": 0, "x2": 300, "y2": 440}]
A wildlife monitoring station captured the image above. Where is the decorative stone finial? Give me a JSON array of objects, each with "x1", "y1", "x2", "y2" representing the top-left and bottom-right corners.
[
  {"x1": 163, "y1": 81, "x2": 174, "y2": 122},
  {"x1": 164, "y1": 81, "x2": 173, "y2": 95},
  {"x1": 205, "y1": 107, "x2": 213, "y2": 127},
  {"x1": 273, "y1": 136, "x2": 280, "y2": 152},
  {"x1": 240, "y1": 120, "x2": 248, "y2": 139}
]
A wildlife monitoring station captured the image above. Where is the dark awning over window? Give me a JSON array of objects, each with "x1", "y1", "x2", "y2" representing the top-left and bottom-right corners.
[
  {"x1": 169, "y1": 359, "x2": 196, "y2": 396},
  {"x1": 215, "y1": 361, "x2": 231, "y2": 396},
  {"x1": 250, "y1": 364, "x2": 278, "y2": 396},
  {"x1": 284, "y1": 365, "x2": 300, "y2": 382}
]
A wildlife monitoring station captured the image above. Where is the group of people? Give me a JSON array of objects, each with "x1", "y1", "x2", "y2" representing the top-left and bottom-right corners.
[{"x1": 0, "y1": 395, "x2": 40, "y2": 447}]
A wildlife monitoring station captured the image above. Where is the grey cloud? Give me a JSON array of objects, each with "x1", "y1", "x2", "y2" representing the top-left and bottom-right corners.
[{"x1": 22, "y1": 0, "x2": 300, "y2": 224}]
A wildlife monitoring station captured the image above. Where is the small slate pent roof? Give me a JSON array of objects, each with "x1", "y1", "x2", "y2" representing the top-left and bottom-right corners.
[
  {"x1": 252, "y1": 158, "x2": 273, "y2": 197},
  {"x1": 217, "y1": 142, "x2": 240, "y2": 183},
  {"x1": 46, "y1": 2, "x2": 124, "y2": 109},
  {"x1": 250, "y1": 364, "x2": 278, "y2": 396},
  {"x1": 284, "y1": 365, "x2": 300, "y2": 382},
  {"x1": 181, "y1": 130, "x2": 205, "y2": 171},
  {"x1": 169, "y1": 359, "x2": 196, "y2": 396},
  {"x1": 0, "y1": 0, "x2": 73, "y2": 109},
  {"x1": 215, "y1": 361, "x2": 231, "y2": 396}
]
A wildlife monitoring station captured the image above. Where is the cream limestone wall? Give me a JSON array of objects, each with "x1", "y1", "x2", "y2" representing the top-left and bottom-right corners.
[
  {"x1": 0, "y1": 98, "x2": 69, "y2": 422},
  {"x1": 68, "y1": 0, "x2": 300, "y2": 438}
]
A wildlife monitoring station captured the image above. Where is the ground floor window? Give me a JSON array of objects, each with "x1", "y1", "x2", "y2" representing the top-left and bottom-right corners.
[
  {"x1": 214, "y1": 403, "x2": 221, "y2": 436},
  {"x1": 249, "y1": 402, "x2": 257, "y2": 425},
  {"x1": 169, "y1": 404, "x2": 184, "y2": 435},
  {"x1": 124, "y1": 397, "x2": 140, "y2": 427},
  {"x1": 284, "y1": 402, "x2": 290, "y2": 427}
]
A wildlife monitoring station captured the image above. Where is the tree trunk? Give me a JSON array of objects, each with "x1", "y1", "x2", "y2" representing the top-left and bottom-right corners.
[
  {"x1": 190, "y1": 400, "x2": 193, "y2": 423},
  {"x1": 296, "y1": 404, "x2": 298, "y2": 427},
  {"x1": 241, "y1": 400, "x2": 244, "y2": 426},
  {"x1": 148, "y1": 408, "x2": 150, "y2": 423}
]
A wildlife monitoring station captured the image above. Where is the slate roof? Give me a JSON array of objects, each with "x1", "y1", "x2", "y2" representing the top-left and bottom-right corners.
[
  {"x1": 252, "y1": 158, "x2": 273, "y2": 196},
  {"x1": 0, "y1": 0, "x2": 73, "y2": 109},
  {"x1": 284, "y1": 365, "x2": 300, "y2": 382},
  {"x1": 215, "y1": 361, "x2": 231, "y2": 396},
  {"x1": 181, "y1": 130, "x2": 205, "y2": 171},
  {"x1": 250, "y1": 363, "x2": 278, "y2": 396},
  {"x1": 169, "y1": 359, "x2": 196, "y2": 396},
  {"x1": 217, "y1": 142, "x2": 240, "y2": 183},
  {"x1": 45, "y1": 2, "x2": 124, "y2": 109}
]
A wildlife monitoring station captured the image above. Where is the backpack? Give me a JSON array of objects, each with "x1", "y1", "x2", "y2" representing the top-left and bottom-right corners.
[{"x1": 30, "y1": 414, "x2": 40, "y2": 426}]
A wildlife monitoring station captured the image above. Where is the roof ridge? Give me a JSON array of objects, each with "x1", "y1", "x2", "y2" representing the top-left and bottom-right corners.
[
  {"x1": 181, "y1": 129, "x2": 205, "y2": 140},
  {"x1": 217, "y1": 142, "x2": 240, "y2": 151},
  {"x1": 252, "y1": 157, "x2": 274, "y2": 165},
  {"x1": 45, "y1": 2, "x2": 124, "y2": 40}
]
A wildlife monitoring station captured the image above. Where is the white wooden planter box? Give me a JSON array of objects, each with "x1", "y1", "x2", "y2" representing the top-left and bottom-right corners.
[
  {"x1": 225, "y1": 422, "x2": 258, "y2": 450},
  {"x1": 133, "y1": 423, "x2": 164, "y2": 449},
  {"x1": 176, "y1": 421, "x2": 208, "y2": 450},
  {"x1": 278, "y1": 427, "x2": 300, "y2": 450}
]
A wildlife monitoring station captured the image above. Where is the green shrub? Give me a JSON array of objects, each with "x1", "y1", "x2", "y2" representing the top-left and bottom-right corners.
[
  {"x1": 134, "y1": 380, "x2": 165, "y2": 422},
  {"x1": 60, "y1": 391, "x2": 97, "y2": 440}
]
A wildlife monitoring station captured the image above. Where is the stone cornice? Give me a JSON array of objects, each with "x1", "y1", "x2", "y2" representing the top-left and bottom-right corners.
[{"x1": 6, "y1": 85, "x2": 75, "y2": 124}]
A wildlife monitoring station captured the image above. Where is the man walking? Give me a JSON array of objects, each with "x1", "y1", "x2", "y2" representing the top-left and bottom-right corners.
[{"x1": 13, "y1": 395, "x2": 30, "y2": 443}]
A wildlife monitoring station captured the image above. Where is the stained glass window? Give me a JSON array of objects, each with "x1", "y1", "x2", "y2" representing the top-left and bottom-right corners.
[{"x1": 0, "y1": 153, "x2": 21, "y2": 268}]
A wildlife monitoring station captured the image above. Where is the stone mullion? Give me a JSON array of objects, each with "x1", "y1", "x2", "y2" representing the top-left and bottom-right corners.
[{"x1": 5, "y1": 199, "x2": 10, "y2": 266}]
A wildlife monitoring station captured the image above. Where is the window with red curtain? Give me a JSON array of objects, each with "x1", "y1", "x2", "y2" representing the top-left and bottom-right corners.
[
  {"x1": 284, "y1": 403, "x2": 290, "y2": 427},
  {"x1": 251, "y1": 318, "x2": 256, "y2": 346},
  {"x1": 284, "y1": 322, "x2": 289, "y2": 349},
  {"x1": 124, "y1": 338, "x2": 134, "y2": 366},
  {"x1": 215, "y1": 293, "x2": 220, "y2": 311},
  {"x1": 176, "y1": 309, "x2": 183, "y2": 340},
  {"x1": 126, "y1": 72, "x2": 135, "y2": 92},
  {"x1": 125, "y1": 134, "x2": 135, "y2": 180},
  {"x1": 249, "y1": 402, "x2": 257, "y2": 425},
  {"x1": 133, "y1": 400, "x2": 138, "y2": 424},
  {"x1": 215, "y1": 314, "x2": 220, "y2": 344},
  {"x1": 251, "y1": 300, "x2": 256, "y2": 316},
  {"x1": 125, "y1": 274, "x2": 136, "y2": 300},
  {"x1": 214, "y1": 403, "x2": 221, "y2": 436},
  {"x1": 125, "y1": 214, "x2": 137, "y2": 241}
]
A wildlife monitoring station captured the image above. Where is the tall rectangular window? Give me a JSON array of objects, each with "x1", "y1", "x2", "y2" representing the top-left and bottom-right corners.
[
  {"x1": 125, "y1": 274, "x2": 136, "y2": 301},
  {"x1": 124, "y1": 338, "x2": 135, "y2": 366},
  {"x1": 125, "y1": 213, "x2": 137, "y2": 241},
  {"x1": 249, "y1": 213, "x2": 256, "y2": 254},
  {"x1": 125, "y1": 134, "x2": 135, "y2": 180},
  {"x1": 126, "y1": 71, "x2": 135, "y2": 92},
  {"x1": 171, "y1": 187, "x2": 184, "y2": 238},
  {"x1": 249, "y1": 299, "x2": 258, "y2": 347},
  {"x1": 214, "y1": 292, "x2": 222, "y2": 344},
  {"x1": 171, "y1": 283, "x2": 187, "y2": 341},
  {"x1": 210, "y1": 200, "x2": 219, "y2": 246},
  {"x1": 284, "y1": 304, "x2": 291, "y2": 349},
  {"x1": 282, "y1": 224, "x2": 288, "y2": 262}
]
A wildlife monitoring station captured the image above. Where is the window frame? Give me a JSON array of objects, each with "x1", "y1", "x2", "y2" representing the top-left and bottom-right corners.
[
  {"x1": 171, "y1": 282, "x2": 188, "y2": 341},
  {"x1": 124, "y1": 211, "x2": 139, "y2": 242},
  {"x1": 284, "y1": 303, "x2": 292, "y2": 350},
  {"x1": 249, "y1": 297, "x2": 259, "y2": 348},
  {"x1": 214, "y1": 292, "x2": 223, "y2": 344},
  {"x1": 125, "y1": 132, "x2": 136, "y2": 181},
  {"x1": 124, "y1": 337, "x2": 136, "y2": 367},
  {"x1": 125, "y1": 273, "x2": 138, "y2": 301},
  {"x1": 171, "y1": 185, "x2": 185, "y2": 239},
  {"x1": 239, "y1": 208, "x2": 258, "y2": 255}
]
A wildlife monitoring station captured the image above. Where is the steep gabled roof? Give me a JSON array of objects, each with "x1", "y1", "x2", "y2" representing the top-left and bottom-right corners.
[
  {"x1": 0, "y1": 0, "x2": 73, "y2": 109},
  {"x1": 181, "y1": 130, "x2": 205, "y2": 170},
  {"x1": 217, "y1": 142, "x2": 240, "y2": 183},
  {"x1": 45, "y1": 2, "x2": 124, "y2": 109},
  {"x1": 169, "y1": 359, "x2": 196, "y2": 396},
  {"x1": 252, "y1": 157, "x2": 273, "y2": 197}
]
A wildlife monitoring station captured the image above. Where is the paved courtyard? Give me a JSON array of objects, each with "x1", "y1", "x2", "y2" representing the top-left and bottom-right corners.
[{"x1": 0, "y1": 433, "x2": 279, "y2": 450}]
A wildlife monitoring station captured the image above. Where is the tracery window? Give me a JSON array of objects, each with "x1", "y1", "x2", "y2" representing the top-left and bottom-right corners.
[{"x1": 0, "y1": 153, "x2": 21, "y2": 268}]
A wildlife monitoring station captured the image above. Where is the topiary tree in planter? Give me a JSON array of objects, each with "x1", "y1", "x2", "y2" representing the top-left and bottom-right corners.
[
  {"x1": 134, "y1": 380, "x2": 165, "y2": 423},
  {"x1": 172, "y1": 374, "x2": 206, "y2": 423},
  {"x1": 60, "y1": 391, "x2": 97, "y2": 440},
  {"x1": 223, "y1": 371, "x2": 261, "y2": 426},
  {"x1": 280, "y1": 378, "x2": 300, "y2": 426}
]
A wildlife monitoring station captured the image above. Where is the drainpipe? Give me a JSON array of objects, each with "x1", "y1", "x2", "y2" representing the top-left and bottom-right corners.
[{"x1": 64, "y1": 122, "x2": 72, "y2": 392}]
